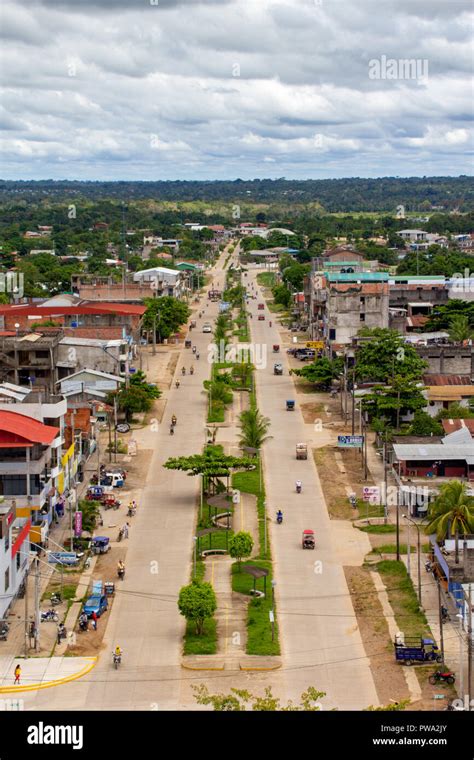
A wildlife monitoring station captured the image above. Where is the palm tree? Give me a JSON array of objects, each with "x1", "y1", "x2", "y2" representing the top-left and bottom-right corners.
[
  {"x1": 238, "y1": 408, "x2": 272, "y2": 450},
  {"x1": 424, "y1": 481, "x2": 474, "y2": 541},
  {"x1": 448, "y1": 315, "x2": 473, "y2": 344}
]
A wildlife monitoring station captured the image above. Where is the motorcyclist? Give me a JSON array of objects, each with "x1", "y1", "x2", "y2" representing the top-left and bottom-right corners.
[
  {"x1": 190, "y1": 365, "x2": 194, "y2": 375},
  {"x1": 196, "y1": 351, "x2": 200, "y2": 360},
  {"x1": 269, "y1": 321, "x2": 272, "y2": 327},
  {"x1": 175, "y1": 380, "x2": 180, "y2": 388},
  {"x1": 181, "y1": 366, "x2": 186, "y2": 375},
  {"x1": 295, "y1": 480, "x2": 302, "y2": 493},
  {"x1": 171, "y1": 414, "x2": 177, "y2": 426},
  {"x1": 192, "y1": 345, "x2": 196, "y2": 354},
  {"x1": 276, "y1": 509, "x2": 283, "y2": 523},
  {"x1": 117, "y1": 560, "x2": 125, "y2": 579},
  {"x1": 170, "y1": 424, "x2": 174, "y2": 435}
]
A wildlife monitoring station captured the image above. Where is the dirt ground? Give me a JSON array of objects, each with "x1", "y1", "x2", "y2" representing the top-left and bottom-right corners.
[
  {"x1": 313, "y1": 446, "x2": 373, "y2": 519},
  {"x1": 345, "y1": 565, "x2": 409, "y2": 708},
  {"x1": 345, "y1": 566, "x2": 451, "y2": 711},
  {"x1": 67, "y1": 546, "x2": 127, "y2": 657}
]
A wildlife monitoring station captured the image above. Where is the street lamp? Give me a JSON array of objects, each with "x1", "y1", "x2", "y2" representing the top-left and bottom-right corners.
[
  {"x1": 193, "y1": 536, "x2": 197, "y2": 578},
  {"x1": 271, "y1": 579, "x2": 276, "y2": 642},
  {"x1": 403, "y1": 514, "x2": 422, "y2": 607}
]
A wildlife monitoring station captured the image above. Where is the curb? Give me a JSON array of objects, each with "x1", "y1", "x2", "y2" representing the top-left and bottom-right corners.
[{"x1": 0, "y1": 657, "x2": 97, "y2": 694}]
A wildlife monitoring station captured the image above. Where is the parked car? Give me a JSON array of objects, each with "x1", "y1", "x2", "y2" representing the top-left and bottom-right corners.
[
  {"x1": 202, "y1": 323, "x2": 212, "y2": 333},
  {"x1": 83, "y1": 594, "x2": 108, "y2": 618},
  {"x1": 258, "y1": 303, "x2": 264, "y2": 310},
  {"x1": 258, "y1": 315, "x2": 265, "y2": 321},
  {"x1": 273, "y1": 363, "x2": 283, "y2": 375}
]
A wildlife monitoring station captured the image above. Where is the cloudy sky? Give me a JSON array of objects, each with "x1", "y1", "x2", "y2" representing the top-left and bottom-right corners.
[{"x1": 1, "y1": 0, "x2": 473, "y2": 180}]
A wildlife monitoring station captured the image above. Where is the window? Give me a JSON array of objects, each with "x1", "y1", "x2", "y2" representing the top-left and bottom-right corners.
[
  {"x1": 4, "y1": 529, "x2": 9, "y2": 552},
  {"x1": 16, "y1": 552, "x2": 21, "y2": 571},
  {"x1": 360, "y1": 313, "x2": 366, "y2": 321},
  {"x1": 4, "y1": 568, "x2": 9, "y2": 592}
]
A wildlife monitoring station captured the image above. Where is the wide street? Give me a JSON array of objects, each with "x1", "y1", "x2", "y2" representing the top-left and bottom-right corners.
[
  {"x1": 246, "y1": 267, "x2": 378, "y2": 709},
  {"x1": 14, "y1": 247, "x2": 377, "y2": 711}
]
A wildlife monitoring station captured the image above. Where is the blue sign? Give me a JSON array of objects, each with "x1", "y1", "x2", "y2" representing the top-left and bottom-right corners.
[
  {"x1": 48, "y1": 552, "x2": 78, "y2": 565},
  {"x1": 338, "y1": 435, "x2": 364, "y2": 448}
]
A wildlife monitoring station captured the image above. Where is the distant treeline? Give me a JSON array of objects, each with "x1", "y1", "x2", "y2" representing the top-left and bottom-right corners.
[{"x1": 1, "y1": 176, "x2": 473, "y2": 212}]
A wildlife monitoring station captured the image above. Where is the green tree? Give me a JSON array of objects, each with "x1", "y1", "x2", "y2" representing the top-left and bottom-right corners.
[
  {"x1": 228, "y1": 531, "x2": 254, "y2": 569},
  {"x1": 291, "y1": 357, "x2": 343, "y2": 390},
  {"x1": 192, "y1": 684, "x2": 326, "y2": 711},
  {"x1": 129, "y1": 370, "x2": 161, "y2": 399},
  {"x1": 143, "y1": 296, "x2": 190, "y2": 341},
  {"x1": 448, "y1": 314, "x2": 473, "y2": 344},
  {"x1": 272, "y1": 284, "x2": 291, "y2": 307},
  {"x1": 77, "y1": 500, "x2": 102, "y2": 536},
  {"x1": 408, "y1": 410, "x2": 443, "y2": 437},
  {"x1": 424, "y1": 481, "x2": 474, "y2": 540},
  {"x1": 238, "y1": 407, "x2": 272, "y2": 450},
  {"x1": 116, "y1": 385, "x2": 153, "y2": 420},
  {"x1": 178, "y1": 580, "x2": 217, "y2": 635}
]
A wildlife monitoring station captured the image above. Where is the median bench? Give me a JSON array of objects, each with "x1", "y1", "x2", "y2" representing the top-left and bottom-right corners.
[{"x1": 201, "y1": 549, "x2": 227, "y2": 557}]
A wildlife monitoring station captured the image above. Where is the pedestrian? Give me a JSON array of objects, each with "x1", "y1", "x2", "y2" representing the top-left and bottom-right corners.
[
  {"x1": 122, "y1": 522, "x2": 130, "y2": 539},
  {"x1": 91, "y1": 611, "x2": 98, "y2": 631},
  {"x1": 14, "y1": 664, "x2": 21, "y2": 685}
]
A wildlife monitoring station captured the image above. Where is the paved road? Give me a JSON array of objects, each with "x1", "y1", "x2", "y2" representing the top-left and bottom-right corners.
[
  {"x1": 247, "y1": 266, "x2": 379, "y2": 709},
  {"x1": 18, "y1": 251, "x2": 230, "y2": 711}
]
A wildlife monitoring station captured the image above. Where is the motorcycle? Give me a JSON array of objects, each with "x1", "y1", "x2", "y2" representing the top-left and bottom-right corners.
[
  {"x1": 79, "y1": 617, "x2": 88, "y2": 633},
  {"x1": 276, "y1": 511, "x2": 283, "y2": 524},
  {"x1": 127, "y1": 506, "x2": 136, "y2": 518},
  {"x1": 190, "y1": 366, "x2": 194, "y2": 375},
  {"x1": 349, "y1": 494, "x2": 357, "y2": 509},
  {"x1": 117, "y1": 566, "x2": 125, "y2": 581},
  {"x1": 192, "y1": 346, "x2": 196, "y2": 354},
  {"x1": 50, "y1": 592, "x2": 62, "y2": 606},
  {"x1": 0, "y1": 622, "x2": 9, "y2": 641},
  {"x1": 425, "y1": 560, "x2": 433, "y2": 573},
  {"x1": 429, "y1": 670, "x2": 455, "y2": 686},
  {"x1": 113, "y1": 653, "x2": 122, "y2": 670},
  {"x1": 196, "y1": 352, "x2": 200, "y2": 360},
  {"x1": 170, "y1": 425, "x2": 174, "y2": 436},
  {"x1": 171, "y1": 415, "x2": 177, "y2": 426},
  {"x1": 118, "y1": 528, "x2": 124, "y2": 542},
  {"x1": 41, "y1": 609, "x2": 59, "y2": 623},
  {"x1": 181, "y1": 367, "x2": 186, "y2": 375},
  {"x1": 296, "y1": 481, "x2": 302, "y2": 494},
  {"x1": 175, "y1": 380, "x2": 180, "y2": 389},
  {"x1": 441, "y1": 606, "x2": 450, "y2": 623},
  {"x1": 269, "y1": 321, "x2": 272, "y2": 327}
]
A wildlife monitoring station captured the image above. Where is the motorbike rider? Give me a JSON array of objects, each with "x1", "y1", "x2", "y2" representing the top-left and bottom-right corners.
[
  {"x1": 171, "y1": 414, "x2": 177, "y2": 426},
  {"x1": 117, "y1": 560, "x2": 125, "y2": 578},
  {"x1": 192, "y1": 345, "x2": 196, "y2": 354},
  {"x1": 196, "y1": 351, "x2": 200, "y2": 360},
  {"x1": 296, "y1": 480, "x2": 302, "y2": 492},
  {"x1": 79, "y1": 612, "x2": 88, "y2": 631},
  {"x1": 170, "y1": 424, "x2": 175, "y2": 435},
  {"x1": 113, "y1": 645, "x2": 122, "y2": 662},
  {"x1": 190, "y1": 365, "x2": 194, "y2": 375},
  {"x1": 181, "y1": 366, "x2": 186, "y2": 375},
  {"x1": 175, "y1": 379, "x2": 180, "y2": 388},
  {"x1": 276, "y1": 509, "x2": 283, "y2": 522}
]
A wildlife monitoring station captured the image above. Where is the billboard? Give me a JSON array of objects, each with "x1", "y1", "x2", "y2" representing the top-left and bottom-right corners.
[{"x1": 338, "y1": 435, "x2": 364, "y2": 448}]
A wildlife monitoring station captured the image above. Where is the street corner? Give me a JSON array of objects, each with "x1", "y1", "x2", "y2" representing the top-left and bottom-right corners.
[{"x1": 0, "y1": 656, "x2": 97, "y2": 694}]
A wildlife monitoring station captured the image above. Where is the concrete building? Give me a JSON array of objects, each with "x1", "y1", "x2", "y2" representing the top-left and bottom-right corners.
[
  {"x1": 0, "y1": 331, "x2": 62, "y2": 392},
  {"x1": 415, "y1": 344, "x2": 474, "y2": 376},
  {"x1": 57, "y1": 336, "x2": 131, "y2": 379},
  {"x1": 308, "y1": 271, "x2": 389, "y2": 347},
  {"x1": 0, "y1": 501, "x2": 30, "y2": 622},
  {"x1": 133, "y1": 266, "x2": 185, "y2": 298}
]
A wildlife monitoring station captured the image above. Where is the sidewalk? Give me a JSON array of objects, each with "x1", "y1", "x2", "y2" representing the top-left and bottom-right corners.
[{"x1": 0, "y1": 655, "x2": 96, "y2": 694}]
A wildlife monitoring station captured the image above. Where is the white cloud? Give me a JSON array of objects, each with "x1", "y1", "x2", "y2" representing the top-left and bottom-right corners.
[{"x1": 0, "y1": 0, "x2": 472, "y2": 178}]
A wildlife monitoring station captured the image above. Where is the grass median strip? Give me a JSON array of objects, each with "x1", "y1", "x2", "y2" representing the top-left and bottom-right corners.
[{"x1": 231, "y1": 560, "x2": 280, "y2": 655}]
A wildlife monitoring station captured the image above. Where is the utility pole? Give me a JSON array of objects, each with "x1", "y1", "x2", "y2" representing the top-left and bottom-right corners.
[
  {"x1": 437, "y1": 578, "x2": 445, "y2": 663},
  {"x1": 113, "y1": 396, "x2": 118, "y2": 464},
  {"x1": 351, "y1": 368, "x2": 355, "y2": 435},
  {"x1": 383, "y1": 432, "x2": 388, "y2": 525},
  {"x1": 468, "y1": 583, "x2": 472, "y2": 707},
  {"x1": 34, "y1": 556, "x2": 40, "y2": 652},
  {"x1": 24, "y1": 561, "x2": 29, "y2": 657},
  {"x1": 396, "y1": 487, "x2": 400, "y2": 561},
  {"x1": 152, "y1": 314, "x2": 157, "y2": 356}
]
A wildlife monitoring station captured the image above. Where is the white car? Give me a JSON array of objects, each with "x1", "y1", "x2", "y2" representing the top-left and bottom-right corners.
[{"x1": 202, "y1": 323, "x2": 212, "y2": 333}]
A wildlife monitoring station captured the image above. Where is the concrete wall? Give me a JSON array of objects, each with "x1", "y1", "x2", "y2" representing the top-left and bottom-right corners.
[
  {"x1": 327, "y1": 289, "x2": 389, "y2": 344},
  {"x1": 416, "y1": 346, "x2": 474, "y2": 376},
  {"x1": 57, "y1": 343, "x2": 125, "y2": 375}
]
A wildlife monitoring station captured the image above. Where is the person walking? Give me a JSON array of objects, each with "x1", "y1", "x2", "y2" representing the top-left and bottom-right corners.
[
  {"x1": 14, "y1": 664, "x2": 21, "y2": 685},
  {"x1": 122, "y1": 522, "x2": 130, "y2": 539},
  {"x1": 91, "y1": 611, "x2": 98, "y2": 631}
]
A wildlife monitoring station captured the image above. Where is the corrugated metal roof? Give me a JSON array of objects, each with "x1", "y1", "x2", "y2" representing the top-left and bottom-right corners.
[
  {"x1": 393, "y1": 443, "x2": 474, "y2": 464},
  {"x1": 424, "y1": 374, "x2": 472, "y2": 386},
  {"x1": 427, "y1": 386, "x2": 474, "y2": 401},
  {"x1": 0, "y1": 410, "x2": 59, "y2": 445}
]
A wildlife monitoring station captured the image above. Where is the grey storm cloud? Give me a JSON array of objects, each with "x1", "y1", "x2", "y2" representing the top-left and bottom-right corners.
[{"x1": 0, "y1": 0, "x2": 472, "y2": 179}]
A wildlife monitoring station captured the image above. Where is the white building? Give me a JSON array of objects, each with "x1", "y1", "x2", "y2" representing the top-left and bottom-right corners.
[{"x1": 133, "y1": 266, "x2": 185, "y2": 298}]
